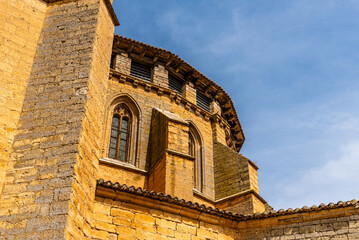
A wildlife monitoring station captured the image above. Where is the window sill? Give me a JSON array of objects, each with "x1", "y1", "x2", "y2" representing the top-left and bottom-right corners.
[
  {"x1": 99, "y1": 158, "x2": 147, "y2": 174},
  {"x1": 193, "y1": 189, "x2": 215, "y2": 204}
]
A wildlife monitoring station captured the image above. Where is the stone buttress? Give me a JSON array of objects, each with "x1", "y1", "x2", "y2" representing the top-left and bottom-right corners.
[{"x1": 0, "y1": 0, "x2": 119, "y2": 238}]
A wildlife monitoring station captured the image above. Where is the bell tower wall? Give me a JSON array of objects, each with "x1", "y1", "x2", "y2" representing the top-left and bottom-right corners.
[
  {"x1": 0, "y1": 0, "x2": 118, "y2": 238},
  {"x1": 0, "y1": 0, "x2": 47, "y2": 197}
]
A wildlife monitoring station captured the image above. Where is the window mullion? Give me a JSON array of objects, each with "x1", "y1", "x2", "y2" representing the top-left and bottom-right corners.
[
  {"x1": 115, "y1": 115, "x2": 122, "y2": 160},
  {"x1": 125, "y1": 119, "x2": 131, "y2": 163}
]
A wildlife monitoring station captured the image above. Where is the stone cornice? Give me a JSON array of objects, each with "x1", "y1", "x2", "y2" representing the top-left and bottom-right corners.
[
  {"x1": 111, "y1": 70, "x2": 215, "y2": 123},
  {"x1": 96, "y1": 185, "x2": 236, "y2": 227},
  {"x1": 110, "y1": 71, "x2": 236, "y2": 139},
  {"x1": 193, "y1": 188, "x2": 266, "y2": 206},
  {"x1": 96, "y1": 179, "x2": 359, "y2": 221},
  {"x1": 97, "y1": 182, "x2": 359, "y2": 230},
  {"x1": 97, "y1": 179, "x2": 359, "y2": 222},
  {"x1": 112, "y1": 36, "x2": 245, "y2": 152}
]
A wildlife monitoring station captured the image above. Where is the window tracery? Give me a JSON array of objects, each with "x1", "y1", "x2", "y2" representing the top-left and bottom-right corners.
[{"x1": 109, "y1": 105, "x2": 132, "y2": 162}]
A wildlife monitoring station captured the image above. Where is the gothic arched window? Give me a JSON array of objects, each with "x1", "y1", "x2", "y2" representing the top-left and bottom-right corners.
[
  {"x1": 108, "y1": 105, "x2": 132, "y2": 162},
  {"x1": 189, "y1": 125, "x2": 204, "y2": 192}
]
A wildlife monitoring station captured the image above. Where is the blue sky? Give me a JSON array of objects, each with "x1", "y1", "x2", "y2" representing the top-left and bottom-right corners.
[{"x1": 112, "y1": 0, "x2": 359, "y2": 210}]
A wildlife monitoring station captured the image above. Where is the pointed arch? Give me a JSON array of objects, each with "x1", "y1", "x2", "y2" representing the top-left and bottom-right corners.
[
  {"x1": 104, "y1": 94, "x2": 142, "y2": 167},
  {"x1": 187, "y1": 121, "x2": 205, "y2": 192}
]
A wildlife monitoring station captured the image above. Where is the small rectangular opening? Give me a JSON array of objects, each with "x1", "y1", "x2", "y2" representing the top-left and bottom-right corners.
[
  {"x1": 130, "y1": 61, "x2": 151, "y2": 82},
  {"x1": 168, "y1": 74, "x2": 183, "y2": 95},
  {"x1": 196, "y1": 91, "x2": 211, "y2": 112}
]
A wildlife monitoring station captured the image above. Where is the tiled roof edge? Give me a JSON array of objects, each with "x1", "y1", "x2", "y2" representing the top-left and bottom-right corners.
[
  {"x1": 97, "y1": 179, "x2": 359, "y2": 221},
  {"x1": 113, "y1": 35, "x2": 245, "y2": 152}
]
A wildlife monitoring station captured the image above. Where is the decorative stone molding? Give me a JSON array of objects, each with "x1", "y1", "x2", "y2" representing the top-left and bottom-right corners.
[{"x1": 112, "y1": 36, "x2": 245, "y2": 151}]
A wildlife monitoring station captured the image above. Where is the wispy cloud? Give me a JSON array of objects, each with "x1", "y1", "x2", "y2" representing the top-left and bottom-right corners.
[
  {"x1": 114, "y1": 0, "x2": 359, "y2": 211},
  {"x1": 273, "y1": 141, "x2": 359, "y2": 210},
  {"x1": 253, "y1": 98, "x2": 359, "y2": 210}
]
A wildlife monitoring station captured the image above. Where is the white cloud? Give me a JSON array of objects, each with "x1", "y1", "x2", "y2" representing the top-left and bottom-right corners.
[
  {"x1": 272, "y1": 141, "x2": 359, "y2": 210},
  {"x1": 115, "y1": 0, "x2": 359, "y2": 211},
  {"x1": 251, "y1": 97, "x2": 359, "y2": 210}
]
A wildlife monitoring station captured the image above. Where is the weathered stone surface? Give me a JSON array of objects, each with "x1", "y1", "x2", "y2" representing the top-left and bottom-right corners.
[
  {"x1": 1, "y1": 1, "x2": 358, "y2": 239},
  {"x1": 0, "y1": 0, "x2": 47, "y2": 198},
  {"x1": 0, "y1": 0, "x2": 116, "y2": 239}
]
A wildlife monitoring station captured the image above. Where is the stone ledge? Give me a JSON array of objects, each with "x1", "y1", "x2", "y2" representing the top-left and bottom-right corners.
[
  {"x1": 216, "y1": 189, "x2": 267, "y2": 206},
  {"x1": 193, "y1": 189, "x2": 216, "y2": 204},
  {"x1": 167, "y1": 149, "x2": 195, "y2": 161},
  {"x1": 112, "y1": 35, "x2": 245, "y2": 152},
  {"x1": 99, "y1": 158, "x2": 147, "y2": 174},
  {"x1": 154, "y1": 108, "x2": 188, "y2": 126}
]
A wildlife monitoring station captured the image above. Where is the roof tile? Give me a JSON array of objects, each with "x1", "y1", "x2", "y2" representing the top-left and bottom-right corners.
[{"x1": 97, "y1": 179, "x2": 359, "y2": 221}]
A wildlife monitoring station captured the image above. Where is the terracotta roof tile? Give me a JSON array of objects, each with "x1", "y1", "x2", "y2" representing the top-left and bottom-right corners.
[
  {"x1": 113, "y1": 35, "x2": 245, "y2": 151},
  {"x1": 97, "y1": 179, "x2": 359, "y2": 221}
]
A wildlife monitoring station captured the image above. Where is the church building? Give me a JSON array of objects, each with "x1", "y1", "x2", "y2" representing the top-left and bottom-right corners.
[{"x1": 0, "y1": 0, "x2": 358, "y2": 239}]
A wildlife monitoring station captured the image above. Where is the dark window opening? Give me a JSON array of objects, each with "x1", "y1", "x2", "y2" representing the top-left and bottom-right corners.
[
  {"x1": 108, "y1": 105, "x2": 132, "y2": 162},
  {"x1": 130, "y1": 61, "x2": 151, "y2": 82},
  {"x1": 169, "y1": 74, "x2": 183, "y2": 95},
  {"x1": 196, "y1": 91, "x2": 211, "y2": 112}
]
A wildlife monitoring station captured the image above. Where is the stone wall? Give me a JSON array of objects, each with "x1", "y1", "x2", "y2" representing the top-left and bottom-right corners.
[
  {"x1": 183, "y1": 82, "x2": 197, "y2": 104},
  {"x1": 102, "y1": 75, "x2": 217, "y2": 200},
  {"x1": 213, "y1": 141, "x2": 266, "y2": 214},
  {"x1": 64, "y1": 0, "x2": 116, "y2": 238},
  {"x1": 146, "y1": 108, "x2": 195, "y2": 200},
  {"x1": 114, "y1": 53, "x2": 131, "y2": 75},
  {"x1": 147, "y1": 108, "x2": 169, "y2": 169},
  {"x1": 0, "y1": 0, "x2": 116, "y2": 238},
  {"x1": 99, "y1": 163, "x2": 147, "y2": 189},
  {"x1": 93, "y1": 193, "x2": 239, "y2": 240},
  {"x1": 0, "y1": 0, "x2": 47, "y2": 197},
  {"x1": 211, "y1": 117, "x2": 227, "y2": 146},
  {"x1": 95, "y1": 182, "x2": 359, "y2": 240},
  {"x1": 214, "y1": 141, "x2": 251, "y2": 199},
  {"x1": 238, "y1": 206, "x2": 359, "y2": 240},
  {"x1": 152, "y1": 64, "x2": 169, "y2": 88}
]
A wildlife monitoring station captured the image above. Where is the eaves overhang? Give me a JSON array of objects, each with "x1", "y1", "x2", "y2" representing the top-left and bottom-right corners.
[
  {"x1": 97, "y1": 179, "x2": 359, "y2": 221},
  {"x1": 113, "y1": 35, "x2": 245, "y2": 151}
]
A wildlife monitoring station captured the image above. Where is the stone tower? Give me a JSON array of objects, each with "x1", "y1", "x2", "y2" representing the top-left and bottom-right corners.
[
  {"x1": 0, "y1": 0, "x2": 119, "y2": 238},
  {"x1": 1, "y1": 1, "x2": 358, "y2": 240}
]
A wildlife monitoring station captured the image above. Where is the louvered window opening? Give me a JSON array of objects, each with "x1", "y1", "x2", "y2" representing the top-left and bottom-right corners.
[
  {"x1": 130, "y1": 61, "x2": 151, "y2": 82},
  {"x1": 196, "y1": 91, "x2": 211, "y2": 112},
  {"x1": 168, "y1": 75, "x2": 183, "y2": 95}
]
